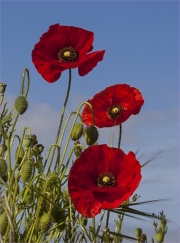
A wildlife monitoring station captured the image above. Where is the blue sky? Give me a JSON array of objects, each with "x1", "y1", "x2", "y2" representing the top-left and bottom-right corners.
[{"x1": 0, "y1": 1, "x2": 179, "y2": 242}]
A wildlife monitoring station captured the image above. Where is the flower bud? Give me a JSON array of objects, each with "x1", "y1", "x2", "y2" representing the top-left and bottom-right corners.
[
  {"x1": 39, "y1": 213, "x2": 52, "y2": 233},
  {"x1": 134, "y1": 228, "x2": 142, "y2": 237},
  {"x1": 0, "y1": 83, "x2": 7, "y2": 94},
  {"x1": 0, "y1": 158, "x2": 7, "y2": 177},
  {"x1": 71, "y1": 123, "x2": 83, "y2": 141},
  {"x1": 0, "y1": 212, "x2": 8, "y2": 236},
  {"x1": 14, "y1": 95, "x2": 28, "y2": 115},
  {"x1": 51, "y1": 206, "x2": 65, "y2": 224},
  {"x1": 83, "y1": 126, "x2": 99, "y2": 146},
  {"x1": 155, "y1": 232, "x2": 164, "y2": 243},
  {"x1": 20, "y1": 160, "x2": 33, "y2": 182}
]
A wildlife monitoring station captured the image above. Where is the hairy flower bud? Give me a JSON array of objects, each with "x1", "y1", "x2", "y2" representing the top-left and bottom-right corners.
[
  {"x1": 51, "y1": 206, "x2": 65, "y2": 224},
  {"x1": 39, "y1": 213, "x2": 52, "y2": 233},
  {"x1": 20, "y1": 160, "x2": 33, "y2": 182},
  {"x1": 71, "y1": 123, "x2": 84, "y2": 141},
  {"x1": 14, "y1": 95, "x2": 28, "y2": 115},
  {"x1": 83, "y1": 126, "x2": 99, "y2": 145},
  {"x1": 0, "y1": 212, "x2": 8, "y2": 236}
]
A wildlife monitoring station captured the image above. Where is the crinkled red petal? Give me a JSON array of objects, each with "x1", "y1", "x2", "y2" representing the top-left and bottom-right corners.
[
  {"x1": 68, "y1": 145, "x2": 142, "y2": 217},
  {"x1": 82, "y1": 84, "x2": 144, "y2": 127},
  {"x1": 78, "y1": 50, "x2": 105, "y2": 76}
]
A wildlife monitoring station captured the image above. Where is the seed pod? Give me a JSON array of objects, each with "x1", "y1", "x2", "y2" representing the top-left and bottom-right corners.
[
  {"x1": 134, "y1": 228, "x2": 142, "y2": 237},
  {"x1": 0, "y1": 158, "x2": 7, "y2": 177},
  {"x1": 0, "y1": 83, "x2": 7, "y2": 94},
  {"x1": 71, "y1": 123, "x2": 84, "y2": 141},
  {"x1": 14, "y1": 95, "x2": 28, "y2": 115},
  {"x1": 83, "y1": 126, "x2": 99, "y2": 146},
  {"x1": 20, "y1": 160, "x2": 33, "y2": 182},
  {"x1": 155, "y1": 233, "x2": 164, "y2": 243},
  {"x1": 0, "y1": 212, "x2": 8, "y2": 236},
  {"x1": 23, "y1": 135, "x2": 32, "y2": 149},
  {"x1": 39, "y1": 213, "x2": 52, "y2": 233}
]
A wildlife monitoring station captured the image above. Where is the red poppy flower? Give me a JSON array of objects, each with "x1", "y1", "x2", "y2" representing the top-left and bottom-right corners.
[
  {"x1": 82, "y1": 84, "x2": 144, "y2": 128},
  {"x1": 68, "y1": 144, "x2": 142, "y2": 218},
  {"x1": 32, "y1": 24, "x2": 105, "y2": 83}
]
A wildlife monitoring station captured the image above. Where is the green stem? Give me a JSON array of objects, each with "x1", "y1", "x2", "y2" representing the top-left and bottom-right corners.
[
  {"x1": 57, "y1": 101, "x2": 94, "y2": 171},
  {"x1": 49, "y1": 69, "x2": 72, "y2": 169},
  {"x1": 106, "y1": 210, "x2": 110, "y2": 228},
  {"x1": 118, "y1": 124, "x2": 122, "y2": 149},
  {"x1": 0, "y1": 95, "x2": 4, "y2": 105},
  {"x1": 91, "y1": 217, "x2": 96, "y2": 241}
]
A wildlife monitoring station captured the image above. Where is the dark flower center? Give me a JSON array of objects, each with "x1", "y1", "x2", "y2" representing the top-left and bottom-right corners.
[
  {"x1": 108, "y1": 105, "x2": 123, "y2": 119},
  {"x1": 97, "y1": 172, "x2": 116, "y2": 187},
  {"x1": 58, "y1": 47, "x2": 78, "y2": 62}
]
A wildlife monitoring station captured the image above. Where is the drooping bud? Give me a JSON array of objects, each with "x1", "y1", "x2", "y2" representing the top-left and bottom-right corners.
[
  {"x1": 14, "y1": 95, "x2": 28, "y2": 115},
  {"x1": 20, "y1": 160, "x2": 33, "y2": 182},
  {"x1": 51, "y1": 206, "x2": 66, "y2": 224},
  {"x1": 0, "y1": 212, "x2": 8, "y2": 236},
  {"x1": 0, "y1": 158, "x2": 7, "y2": 177},
  {"x1": 71, "y1": 123, "x2": 84, "y2": 141},
  {"x1": 83, "y1": 126, "x2": 99, "y2": 146},
  {"x1": 39, "y1": 213, "x2": 52, "y2": 233},
  {"x1": 0, "y1": 83, "x2": 7, "y2": 94},
  {"x1": 134, "y1": 227, "x2": 142, "y2": 237},
  {"x1": 155, "y1": 232, "x2": 164, "y2": 243}
]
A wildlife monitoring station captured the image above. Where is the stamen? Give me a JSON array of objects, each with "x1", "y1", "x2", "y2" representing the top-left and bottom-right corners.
[
  {"x1": 97, "y1": 172, "x2": 116, "y2": 187},
  {"x1": 58, "y1": 47, "x2": 78, "y2": 62},
  {"x1": 108, "y1": 105, "x2": 123, "y2": 119}
]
